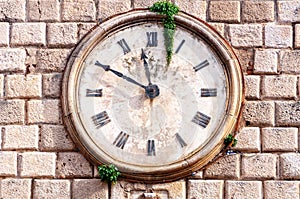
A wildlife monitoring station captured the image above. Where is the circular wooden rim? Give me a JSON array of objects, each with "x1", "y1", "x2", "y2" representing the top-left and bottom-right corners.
[{"x1": 61, "y1": 10, "x2": 244, "y2": 183}]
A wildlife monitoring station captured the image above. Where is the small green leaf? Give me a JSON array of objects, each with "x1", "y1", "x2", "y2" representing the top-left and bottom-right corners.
[{"x1": 98, "y1": 164, "x2": 121, "y2": 184}]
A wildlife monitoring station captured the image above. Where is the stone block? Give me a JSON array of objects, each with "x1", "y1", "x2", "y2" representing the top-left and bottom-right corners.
[
  {"x1": 62, "y1": 0, "x2": 96, "y2": 22},
  {"x1": 134, "y1": 0, "x2": 157, "y2": 8},
  {"x1": 276, "y1": 101, "x2": 300, "y2": 126},
  {"x1": 264, "y1": 181, "x2": 300, "y2": 199},
  {"x1": 0, "y1": 0, "x2": 26, "y2": 22},
  {"x1": 262, "y1": 75, "x2": 297, "y2": 99},
  {"x1": 229, "y1": 24, "x2": 263, "y2": 47},
  {"x1": 242, "y1": 1, "x2": 275, "y2": 22},
  {"x1": 244, "y1": 75, "x2": 260, "y2": 99},
  {"x1": 279, "y1": 50, "x2": 300, "y2": 73},
  {"x1": 0, "y1": 100, "x2": 25, "y2": 125},
  {"x1": 40, "y1": 125, "x2": 75, "y2": 151},
  {"x1": 6, "y1": 74, "x2": 42, "y2": 98},
  {"x1": 262, "y1": 127, "x2": 298, "y2": 152},
  {"x1": 208, "y1": 1, "x2": 240, "y2": 22},
  {"x1": 0, "y1": 23, "x2": 9, "y2": 46},
  {"x1": 111, "y1": 180, "x2": 186, "y2": 199},
  {"x1": 11, "y1": 23, "x2": 46, "y2": 46},
  {"x1": 19, "y1": 152, "x2": 56, "y2": 177},
  {"x1": 27, "y1": 99, "x2": 61, "y2": 124},
  {"x1": 278, "y1": 1, "x2": 300, "y2": 22},
  {"x1": 0, "y1": 152, "x2": 17, "y2": 176},
  {"x1": 176, "y1": 0, "x2": 206, "y2": 20},
  {"x1": 0, "y1": 179, "x2": 31, "y2": 199},
  {"x1": 241, "y1": 154, "x2": 277, "y2": 179},
  {"x1": 73, "y1": 179, "x2": 108, "y2": 199},
  {"x1": 42, "y1": 73, "x2": 62, "y2": 98},
  {"x1": 2, "y1": 125, "x2": 39, "y2": 150},
  {"x1": 78, "y1": 23, "x2": 97, "y2": 40},
  {"x1": 225, "y1": 181, "x2": 262, "y2": 199},
  {"x1": 0, "y1": 74, "x2": 3, "y2": 98},
  {"x1": 56, "y1": 152, "x2": 93, "y2": 178},
  {"x1": 47, "y1": 23, "x2": 77, "y2": 47},
  {"x1": 265, "y1": 24, "x2": 293, "y2": 48},
  {"x1": 254, "y1": 49, "x2": 278, "y2": 74},
  {"x1": 98, "y1": 0, "x2": 131, "y2": 20},
  {"x1": 235, "y1": 127, "x2": 260, "y2": 152},
  {"x1": 280, "y1": 153, "x2": 300, "y2": 179},
  {"x1": 28, "y1": 0, "x2": 60, "y2": 22},
  {"x1": 295, "y1": 24, "x2": 300, "y2": 48},
  {"x1": 33, "y1": 180, "x2": 71, "y2": 199},
  {"x1": 233, "y1": 48, "x2": 254, "y2": 73},
  {"x1": 208, "y1": 23, "x2": 225, "y2": 37},
  {"x1": 204, "y1": 154, "x2": 240, "y2": 179},
  {"x1": 0, "y1": 48, "x2": 26, "y2": 72},
  {"x1": 188, "y1": 180, "x2": 223, "y2": 199},
  {"x1": 36, "y1": 49, "x2": 70, "y2": 73},
  {"x1": 243, "y1": 101, "x2": 275, "y2": 126}
]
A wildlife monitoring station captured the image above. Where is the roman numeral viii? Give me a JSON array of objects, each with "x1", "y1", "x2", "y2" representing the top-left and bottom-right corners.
[
  {"x1": 117, "y1": 38, "x2": 131, "y2": 54},
  {"x1": 192, "y1": 111, "x2": 211, "y2": 128},
  {"x1": 113, "y1": 131, "x2": 129, "y2": 149},
  {"x1": 92, "y1": 111, "x2": 111, "y2": 128},
  {"x1": 147, "y1": 140, "x2": 156, "y2": 156}
]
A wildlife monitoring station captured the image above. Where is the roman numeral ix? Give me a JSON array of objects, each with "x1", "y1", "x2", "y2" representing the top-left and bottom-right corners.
[
  {"x1": 192, "y1": 111, "x2": 211, "y2": 128},
  {"x1": 92, "y1": 111, "x2": 111, "y2": 128},
  {"x1": 86, "y1": 89, "x2": 103, "y2": 97}
]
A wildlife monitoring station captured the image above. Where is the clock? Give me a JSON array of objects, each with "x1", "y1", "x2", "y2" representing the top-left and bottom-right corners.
[{"x1": 62, "y1": 10, "x2": 243, "y2": 182}]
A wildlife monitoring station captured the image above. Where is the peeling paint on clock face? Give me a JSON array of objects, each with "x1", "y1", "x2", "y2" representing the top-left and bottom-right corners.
[{"x1": 76, "y1": 22, "x2": 227, "y2": 166}]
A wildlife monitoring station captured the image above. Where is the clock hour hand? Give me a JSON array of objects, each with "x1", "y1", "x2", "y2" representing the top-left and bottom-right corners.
[
  {"x1": 95, "y1": 61, "x2": 146, "y2": 89},
  {"x1": 141, "y1": 48, "x2": 152, "y2": 85}
]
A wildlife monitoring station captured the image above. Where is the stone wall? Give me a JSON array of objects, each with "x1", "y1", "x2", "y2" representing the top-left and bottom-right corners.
[{"x1": 0, "y1": 0, "x2": 300, "y2": 198}]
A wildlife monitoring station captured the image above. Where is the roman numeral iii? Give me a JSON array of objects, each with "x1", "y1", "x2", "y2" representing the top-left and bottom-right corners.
[
  {"x1": 92, "y1": 111, "x2": 111, "y2": 128},
  {"x1": 117, "y1": 38, "x2": 131, "y2": 54},
  {"x1": 146, "y1": 32, "x2": 158, "y2": 47},
  {"x1": 147, "y1": 140, "x2": 156, "y2": 156},
  {"x1": 113, "y1": 131, "x2": 129, "y2": 149},
  {"x1": 192, "y1": 111, "x2": 211, "y2": 128},
  {"x1": 86, "y1": 89, "x2": 103, "y2": 97},
  {"x1": 194, "y1": 60, "x2": 209, "y2": 72},
  {"x1": 201, "y1": 88, "x2": 217, "y2": 97}
]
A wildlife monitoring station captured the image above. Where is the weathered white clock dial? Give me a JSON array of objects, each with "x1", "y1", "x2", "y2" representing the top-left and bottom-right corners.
[{"x1": 62, "y1": 10, "x2": 243, "y2": 182}]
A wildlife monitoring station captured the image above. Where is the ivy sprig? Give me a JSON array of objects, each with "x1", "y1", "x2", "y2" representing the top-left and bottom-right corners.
[
  {"x1": 98, "y1": 164, "x2": 121, "y2": 184},
  {"x1": 150, "y1": 1, "x2": 179, "y2": 65}
]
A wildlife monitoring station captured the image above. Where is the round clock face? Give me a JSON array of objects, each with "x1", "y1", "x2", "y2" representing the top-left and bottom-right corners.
[{"x1": 62, "y1": 11, "x2": 243, "y2": 182}]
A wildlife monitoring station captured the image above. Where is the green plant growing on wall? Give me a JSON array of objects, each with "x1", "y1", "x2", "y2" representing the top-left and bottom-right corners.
[
  {"x1": 98, "y1": 164, "x2": 121, "y2": 184},
  {"x1": 150, "y1": 0, "x2": 179, "y2": 65},
  {"x1": 224, "y1": 134, "x2": 237, "y2": 147}
]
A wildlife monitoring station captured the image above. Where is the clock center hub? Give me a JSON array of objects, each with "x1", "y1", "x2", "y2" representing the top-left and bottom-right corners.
[{"x1": 145, "y1": 84, "x2": 160, "y2": 99}]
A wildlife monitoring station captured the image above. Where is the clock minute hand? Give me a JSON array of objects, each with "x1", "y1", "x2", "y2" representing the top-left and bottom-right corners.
[
  {"x1": 95, "y1": 61, "x2": 146, "y2": 89},
  {"x1": 141, "y1": 49, "x2": 152, "y2": 85}
]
